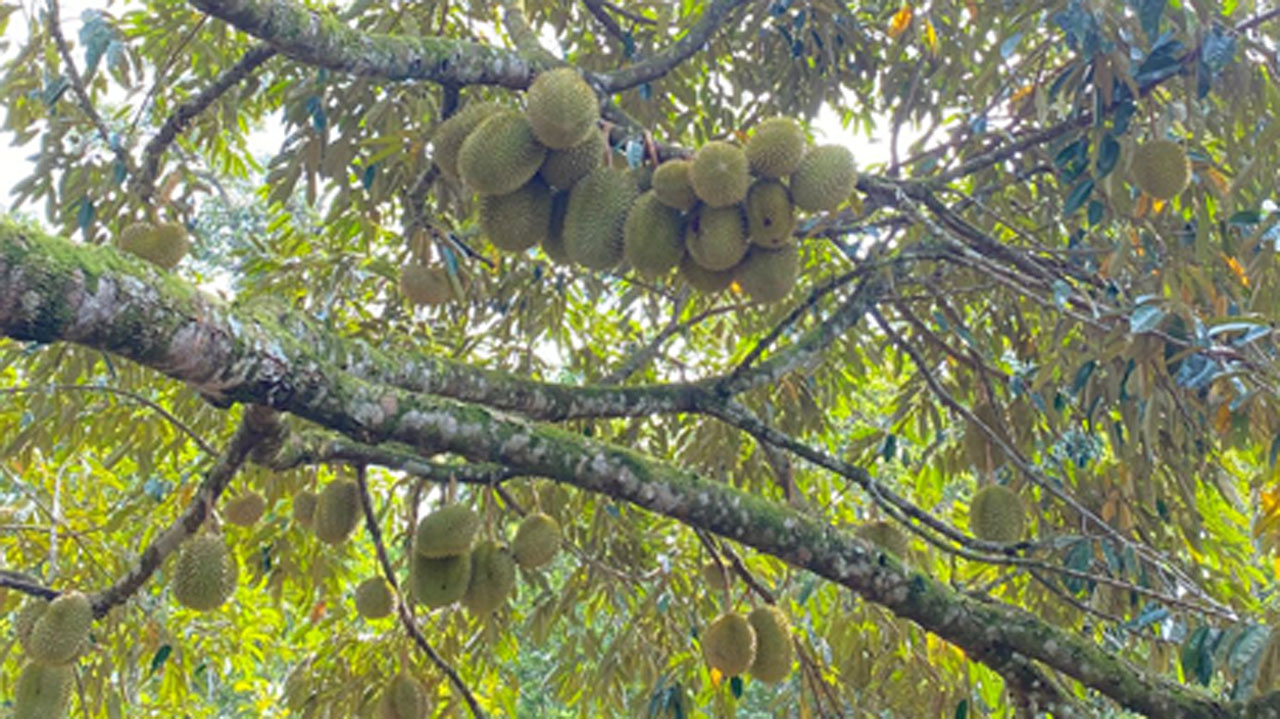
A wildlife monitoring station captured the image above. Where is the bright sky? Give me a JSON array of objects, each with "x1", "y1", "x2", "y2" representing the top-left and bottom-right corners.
[{"x1": 0, "y1": 7, "x2": 893, "y2": 215}]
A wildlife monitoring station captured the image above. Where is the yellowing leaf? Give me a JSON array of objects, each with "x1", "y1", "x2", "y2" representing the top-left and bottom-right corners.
[
  {"x1": 888, "y1": 5, "x2": 913, "y2": 39},
  {"x1": 923, "y1": 19, "x2": 939, "y2": 55},
  {"x1": 1204, "y1": 166, "x2": 1230, "y2": 197},
  {"x1": 1214, "y1": 404, "x2": 1232, "y2": 435},
  {"x1": 1009, "y1": 84, "x2": 1034, "y2": 106},
  {"x1": 1222, "y1": 253, "x2": 1249, "y2": 286}
]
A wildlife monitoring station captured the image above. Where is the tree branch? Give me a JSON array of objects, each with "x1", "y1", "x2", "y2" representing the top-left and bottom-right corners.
[{"x1": 594, "y1": 0, "x2": 750, "y2": 93}]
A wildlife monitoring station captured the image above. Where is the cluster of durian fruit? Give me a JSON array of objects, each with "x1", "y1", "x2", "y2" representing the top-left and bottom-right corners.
[
  {"x1": 401, "y1": 68, "x2": 858, "y2": 306},
  {"x1": 113, "y1": 219, "x2": 192, "y2": 270},
  {"x1": 10, "y1": 590, "x2": 93, "y2": 719},
  {"x1": 698, "y1": 563, "x2": 795, "y2": 684}
]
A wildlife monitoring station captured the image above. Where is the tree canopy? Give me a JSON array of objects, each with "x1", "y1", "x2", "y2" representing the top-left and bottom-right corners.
[{"x1": 2, "y1": 1, "x2": 1280, "y2": 717}]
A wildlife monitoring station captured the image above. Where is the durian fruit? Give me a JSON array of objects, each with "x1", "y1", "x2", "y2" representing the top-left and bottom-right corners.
[
  {"x1": 623, "y1": 191, "x2": 686, "y2": 277},
  {"x1": 524, "y1": 68, "x2": 599, "y2": 149},
  {"x1": 856, "y1": 520, "x2": 909, "y2": 557},
  {"x1": 115, "y1": 221, "x2": 155, "y2": 261},
  {"x1": 173, "y1": 533, "x2": 238, "y2": 611},
  {"x1": 701, "y1": 561, "x2": 729, "y2": 592},
  {"x1": 735, "y1": 245, "x2": 799, "y2": 304},
  {"x1": 479, "y1": 177, "x2": 554, "y2": 252},
  {"x1": 702, "y1": 612, "x2": 757, "y2": 677},
  {"x1": 745, "y1": 180, "x2": 795, "y2": 248},
  {"x1": 378, "y1": 672, "x2": 427, "y2": 719},
  {"x1": 1131, "y1": 139, "x2": 1190, "y2": 200},
  {"x1": 689, "y1": 141, "x2": 751, "y2": 207},
  {"x1": 116, "y1": 221, "x2": 189, "y2": 270},
  {"x1": 651, "y1": 159, "x2": 698, "y2": 211},
  {"x1": 541, "y1": 191, "x2": 572, "y2": 264},
  {"x1": 14, "y1": 661, "x2": 72, "y2": 719},
  {"x1": 399, "y1": 264, "x2": 453, "y2": 307},
  {"x1": 463, "y1": 540, "x2": 517, "y2": 615},
  {"x1": 15, "y1": 598, "x2": 48, "y2": 655},
  {"x1": 223, "y1": 492, "x2": 267, "y2": 527},
  {"x1": 409, "y1": 552, "x2": 471, "y2": 608},
  {"x1": 432, "y1": 101, "x2": 503, "y2": 180},
  {"x1": 313, "y1": 480, "x2": 361, "y2": 545},
  {"x1": 511, "y1": 512, "x2": 561, "y2": 569},
  {"x1": 415, "y1": 505, "x2": 480, "y2": 558},
  {"x1": 969, "y1": 485, "x2": 1027, "y2": 543},
  {"x1": 539, "y1": 129, "x2": 606, "y2": 189},
  {"x1": 27, "y1": 591, "x2": 92, "y2": 665},
  {"x1": 457, "y1": 110, "x2": 547, "y2": 196},
  {"x1": 686, "y1": 205, "x2": 748, "y2": 271},
  {"x1": 790, "y1": 144, "x2": 857, "y2": 212},
  {"x1": 355, "y1": 577, "x2": 394, "y2": 620},
  {"x1": 563, "y1": 166, "x2": 639, "y2": 270},
  {"x1": 678, "y1": 253, "x2": 735, "y2": 294},
  {"x1": 292, "y1": 490, "x2": 318, "y2": 528},
  {"x1": 746, "y1": 116, "x2": 807, "y2": 178},
  {"x1": 747, "y1": 605, "x2": 793, "y2": 684}
]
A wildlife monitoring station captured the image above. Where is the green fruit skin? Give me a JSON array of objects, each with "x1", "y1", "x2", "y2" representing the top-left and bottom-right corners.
[
  {"x1": 314, "y1": 480, "x2": 361, "y2": 545},
  {"x1": 15, "y1": 599, "x2": 48, "y2": 655},
  {"x1": 790, "y1": 144, "x2": 857, "y2": 212},
  {"x1": 746, "y1": 117, "x2": 807, "y2": 178},
  {"x1": 292, "y1": 491, "x2": 318, "y2": 528},
  {"x1": 702, "y1": 613, "x2": 757, "y2": 677},
  {"x1": 651, "y1": 160, "x2": 698, "y2": 211},
  {"x1": 410, "y1": 553, "x2": 471, "y2": 608},
  {"x1": 687, "y1": 205, "x2": 747, "y2": 272},
  {"x1": 701, "y1": 561, "x2": 729, "y2": 592},
  {"x1": 735, "y1": 245, "x2": 799, "y2": 304},
  {"x1": 224, "y1": 493, "x2": 266, "y2": 527},
  {"x1": 399, "y1": 264, "x2": 452, "y2": 306},
  {"x1": 539, "y1": 130, "x2": 606, "y2": 189},
  {"x1": 479, "y1": 178, "x2": 554, "y2": 253},
  {"x1": 970, "y1": 485, "x2": 1026, "y2": 543},
  {"x1": 747, "y1": 605, "x2": 793, "y2": 684},
  {"x1": 415, "y1": 505, "x2": 479, "y2": 558},
  {"x1": 378, "y1": 673, "x2": 426, "y2": 719},
  {"x1": 745, "y1": 180, "x2": 796, "y2": 248},
  {"x1": 525, "y1": 68, "x2": 599, "y2": 149},
  {"x1": 623, "y1": 191, "x2": 686, "y2": 277},
  {"x1": 15, "y1": 661, "x2": 73, "y2": 719},
  {"x1": 355, "y1": 578, "x2": 394, "y2": 619},
  {"x1": 678, "y1": 253, "x2": 735, "y2": 294},
  {"x1": 1131, "y1": 139, "x2": 1190, "y2": 200},
  {"x1": 457, "y1": 111, "x2": 547, "y2": 196},
  {"x1": 690, "y1": 141, "x2": 750, "y2": 207},
  {"x1": 173, "y1": 534, "x2": 237, "y2": 611},
  {"x1": 856, "y1": 520, "x2": 909, "y2": 557},
  {"x1": 463, "y1": 540, "x2": 516, "y2": 615},
  {"x1": 512, "y1": 513, "x2": 562, "y2": 569},
  {"x1": 433, "y1": 101, "x2": 503, "y2": 180},
  {"x1": 563, "y1": 167, "x2": 638, "y2": 270},
  {"x1": 27, "y1": 591, "x2": 92, "y2": 665}
]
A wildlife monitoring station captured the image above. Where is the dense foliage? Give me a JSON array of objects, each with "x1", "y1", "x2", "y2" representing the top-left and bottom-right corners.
[{"x1": 2, "y1": 0, "x2": 1280, "y2": 717}]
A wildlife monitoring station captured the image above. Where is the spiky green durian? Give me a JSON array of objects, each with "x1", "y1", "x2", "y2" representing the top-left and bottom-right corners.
[
  {"x1": 116, "y1": 221, "x2": 156, "y2": 261},
  {"x1": 542, "y1": 190, "x2": 572, "y2": 264},
  {"x1": 687, "y1": 204, "x2": 747, "y2": 271},
  {"x1": 702, "y1": 612, "x2": 757, "y2": 676},
  {"x1": 678, "y1": 253, "x2": 735, "y2": 294},
  {"x1": 463, "y1": 540, "x2": 516, "y2": 615},
  {"x1": 117, "y1": 221, "x2": 189, "y2": 270},
  {"x1": 457, "y1": 110, "x2": 547, "y2": 195},
  {"x1": 1131, "y1": 139, "x2": 1190, "y2": 200},
  {"x1": 735, "y1": 245, "x2": 798, "y2": 304},
  {"x1": 525, "y1": 68, "x2": 599, "y2": 149},
  {"x1": 746, "y1": 116, "x2": 806, "y2": 178},
  {"x1": 27, "y1": 591, "x2": 91, "y2": 665},
  {"x1": 539, "y1": 129, "x2": 606, "y2": 189},
  {"x1": 747, "y1": 605, "x2": 793, "y2": 684},
  {"x1": 969, "y1": 485, "x2": 1026, "y2": 543},
  {"x1": 623, "y1": 191, "x2": 685, "y2": 277},
  {"x1": 314, "y1": 480, "x2": 361, "y2": 545},
  {"x1": 355, "y1": 577, "x2": 393, "y2": 620},
  {"x1": 378, "y1": 672, "x2": 426, "y2": 719},
  {"x1": 478, "y1": 177, "x2": 553, "y2": 252},
  {"x1": 563, "y1": 166, "x2": 639, "y2": 270},
  {"x1": 651, "y1": 159, "x2": 698, "y2": 211},
  {"x1": 292, "y1": 490, "x2": 318, "y2": 528},
  {"x1": 790, "y1": 144, "x2": 857, "y2": 212},
  {"x1": 409, "y1": 552, "x2": 471, "y2": 608},
  {"x1": 415, "y1": 505, "x2": 480, "y2": 558},
  {"x1": 223, "y1": 492, "x2": 266, "y2": 527},
  {"x1": 701, "y1": 561, "x2": 729, "y2": 592},
  {"x1": 512, "y1": 513, "x2": 561, "y2": 569},
  {"x1": 856, "y1": 520, "x2": 909, "y2": 557},
  {"x1": 690, "y1": 141, "x2": 750, "y2": 207},
  {"x1": 14, "y1": 661, "x2": 72, "y2": 719},
  {"x1": 745, "y1": 180, "x2": 795, "y2": 248},
  {"x1": 173, "y1": 533, "x2": 237, "y2": 611},
  {"x1": 432, "y1": 101, "x2": 503, "y2": 180},
  {"x1": 15, "y1": 598, "x2": 48, "y2": 655},
  {"x1": 399, "y1": 264, "x2": 453, "y2": 306}
]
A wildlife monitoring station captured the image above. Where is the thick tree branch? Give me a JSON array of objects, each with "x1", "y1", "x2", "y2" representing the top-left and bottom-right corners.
[{"x1": 0, "y1": 218, "x2": 1249, "y2": 719}]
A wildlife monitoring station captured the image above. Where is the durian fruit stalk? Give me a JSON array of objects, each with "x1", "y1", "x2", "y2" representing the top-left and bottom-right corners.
[
  {"x1": 702, "y1": 612, "x2": 757, "y2": 676},
  {"x1": 172, "y1": 533, "x2": 238, "y2": 611},
  {"x1": 747, "y1": 605, "x2": 794, "y2": 683}
]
